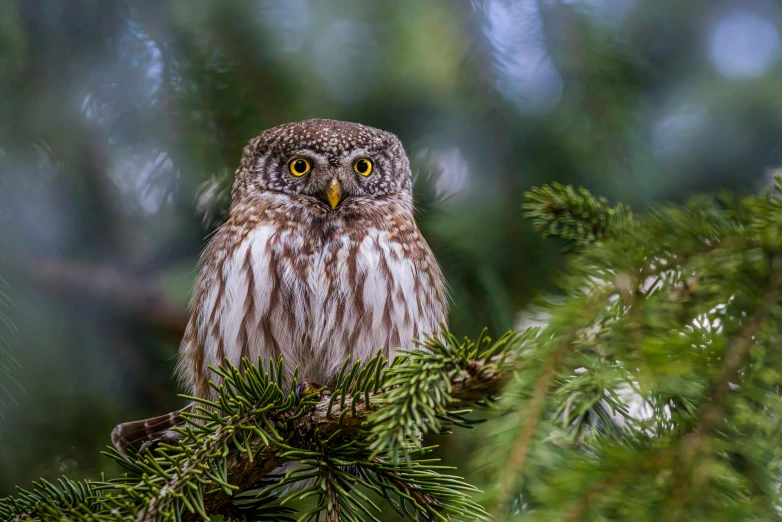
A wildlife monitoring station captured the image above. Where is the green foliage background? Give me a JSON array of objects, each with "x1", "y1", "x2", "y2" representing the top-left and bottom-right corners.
[
  {"x1": 0, "y1": 211, "x2": 20, "y2": 418},
  {"x1": 0, "y1": 0, "x2": 780, "y2": 516}
]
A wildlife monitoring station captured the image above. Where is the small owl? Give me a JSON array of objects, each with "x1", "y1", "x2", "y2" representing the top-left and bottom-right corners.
[{"x1": 113, "y1": 119, "x2": 448, "y2": 451}]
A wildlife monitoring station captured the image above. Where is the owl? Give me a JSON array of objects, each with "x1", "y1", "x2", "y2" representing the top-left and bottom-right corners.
[{"x1": 112, "y1": 119, "x2": 448, "y2": 452}]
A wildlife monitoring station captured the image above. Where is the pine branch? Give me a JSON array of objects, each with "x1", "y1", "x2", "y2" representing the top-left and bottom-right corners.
[
  {"x1": 493, "y1": 283, "x2": 619, "y2": 515},
  {"x1": 368, "y1": 330, "x2": 526, "y2": 461},
  {"x1": 201, "y1": 333, "x2": 519, "y2": 519},
  {"x1": 523, "y1": 182, "x2": 632, "y2": 248},
  {"x1": 494, "y1": 341, "x2": 561, "y2": 512},
  {"x1": 485, "y1": 179, "x2": 782, "y2": 521},
  {"x1": 664, "y1": 267, "x2": 782, "y2": 522},
  {"x1": 685, "y1": 270, "x2": 782, "y2": 457},
  {"x1": 0, "y1": 477, "x2": 108, "y2": 522},
  {"x1": 1, "y1": 332, "x2": 517, "y2": 521}
]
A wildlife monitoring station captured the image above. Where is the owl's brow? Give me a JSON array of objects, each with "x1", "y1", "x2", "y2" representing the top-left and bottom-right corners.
[
  {"x1": 259, "y1": 150, "x2": 329, "y2": 168},
  {"x1": 286, "y1": 150, "x2": 329, "y2": 162},
  {"x1": 338, "y1": 148, "x2": 376, "y2": 164}
]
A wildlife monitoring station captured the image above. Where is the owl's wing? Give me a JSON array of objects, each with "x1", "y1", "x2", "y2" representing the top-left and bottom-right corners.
[
  {"x1": 175, "y1": 223, "x2": 286, "y2": 399},
  {"x1": 174, "y1": 220, "x2": 235, "y2": 398}
]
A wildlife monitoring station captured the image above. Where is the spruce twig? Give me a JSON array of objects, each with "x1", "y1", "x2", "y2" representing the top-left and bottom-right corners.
[{"x1": 523, "y1": 182, "x2": 632, "y2": 248}]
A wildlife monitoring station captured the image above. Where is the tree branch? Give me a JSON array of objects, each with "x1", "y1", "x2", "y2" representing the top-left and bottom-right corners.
[
  {"x1": 14, "y1": 257, "x2": 188, "y2": 338},
  {"x1": 139, "y1": 352, "x2": 513, "y2": 520},
  {"x1": 494, "y1": 285, "x2": 617, "y2": 515},
  {"x1": 664, "y1": 268, "x2": 782, "y2": 522}
]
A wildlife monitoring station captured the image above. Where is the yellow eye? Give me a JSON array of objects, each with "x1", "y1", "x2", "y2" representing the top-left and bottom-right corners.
[
  {"x1": 288, "y1": 158, "x2": 311, "y2": 177},
  {"x1": 353, "y1": 158, "x2": 373, "y2": 177}
]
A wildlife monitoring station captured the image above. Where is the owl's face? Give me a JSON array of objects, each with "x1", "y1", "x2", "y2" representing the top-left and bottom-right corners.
[{"x1": 234, "y1": 119, "x2": 413, "y2": 213}]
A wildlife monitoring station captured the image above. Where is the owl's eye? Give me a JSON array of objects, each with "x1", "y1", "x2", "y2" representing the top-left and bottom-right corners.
[
  {"x1": 288, "y1": 158, "x2": 311, "y2": 177},
  {"x1": 354, "y1": 158, "x2": 373, "y2": 177}
]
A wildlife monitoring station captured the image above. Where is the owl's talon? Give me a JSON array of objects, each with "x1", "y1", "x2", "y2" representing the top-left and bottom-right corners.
[{"x1": 296, "y1": 380, "x2": 327, "y2": 401}]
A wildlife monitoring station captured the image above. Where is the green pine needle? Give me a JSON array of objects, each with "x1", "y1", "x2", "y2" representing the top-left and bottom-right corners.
[{"x1": 524, "y1": 182, "x2": 633, "y2": 248}]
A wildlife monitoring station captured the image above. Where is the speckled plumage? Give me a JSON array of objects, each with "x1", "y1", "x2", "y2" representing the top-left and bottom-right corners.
[{"x1": 176, "y1": 119, "x2": 449, "y2": 399}]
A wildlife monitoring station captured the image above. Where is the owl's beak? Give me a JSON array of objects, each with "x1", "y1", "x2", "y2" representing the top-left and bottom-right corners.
[{"x1": 324, "y1": 178, "x2": 342, "y2": 209}]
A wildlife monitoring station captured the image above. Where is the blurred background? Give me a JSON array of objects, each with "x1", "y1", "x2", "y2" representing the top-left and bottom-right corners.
[{"x1": 1, "y1": 0, "x2": 781, "y2": 506}]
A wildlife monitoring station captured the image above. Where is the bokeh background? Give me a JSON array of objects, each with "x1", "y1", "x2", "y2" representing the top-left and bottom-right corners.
[{"x1": 1, "y1": 0, "x2": 781, "y2": 507}]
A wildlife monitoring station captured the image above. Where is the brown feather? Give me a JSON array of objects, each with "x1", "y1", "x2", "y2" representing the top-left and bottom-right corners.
[{"x1": 110, "y1": 404, "x2": 192, "y2": 456}]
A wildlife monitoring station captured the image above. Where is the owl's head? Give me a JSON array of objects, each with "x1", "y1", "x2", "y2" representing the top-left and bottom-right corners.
[{"x1": 232, "y1": 119, "x2": 413, "y2": 215}]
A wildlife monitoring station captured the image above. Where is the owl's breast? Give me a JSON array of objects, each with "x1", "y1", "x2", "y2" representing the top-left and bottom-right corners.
[{"x1": 189, "y1": 222, "x2": 447, "y2": 388}]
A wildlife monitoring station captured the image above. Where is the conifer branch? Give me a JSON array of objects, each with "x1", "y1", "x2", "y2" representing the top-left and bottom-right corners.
[
  {"x1": 1, "y1": 477, "x2": 106, "y2": 522},
  {"x1": 664, "y1": 267, "x2": 782, "y2": 522},
  {"x1": 486, "y1": 180, "x2": 782, "y2": 521},
  {"x1": 494, "y1": 284, "x2": 618, "y2": 514},
  {"x1": 1, "y1": 332, "x2": 516, "y2": 521},
  {"x1": 523, "y1": 182, "x2": 632, "y2": 248},
  {"x1": 684, "y1": 270, "x2": 782, "y2": 459},
  {"x1": 203, "y1": 333, "x2": 519, "y2": 518},
  {"x1": 368, "y1": 330, "x2": 524, "y2": 461},
  {"x1": 495, "y1": 345, "x2": 560, "y2": 512}
]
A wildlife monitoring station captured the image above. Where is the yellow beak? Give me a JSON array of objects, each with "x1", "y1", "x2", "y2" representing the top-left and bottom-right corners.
[{"x1": 325, "y1": 178, "x2": 341, "y2": 209}]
